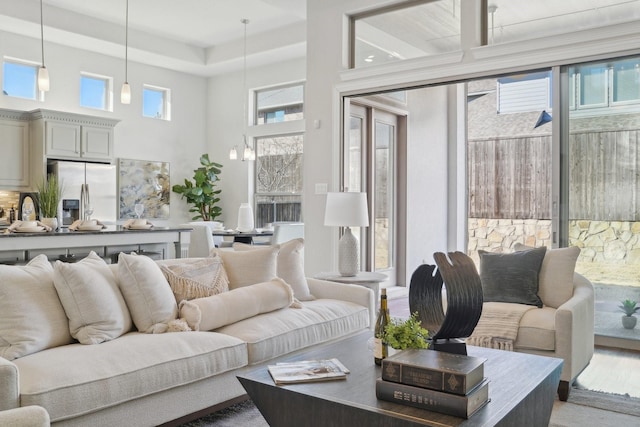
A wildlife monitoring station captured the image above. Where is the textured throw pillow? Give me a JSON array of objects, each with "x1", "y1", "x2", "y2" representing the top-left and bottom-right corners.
[
  {"x1": 478, "y1": 246, "x2": 547, "y2": 308},
  {"x1": 233, "y1": 238, "x2": 315, "y2": 301},
  {"x1": 117, "y1": 252, "x2": 178, "y2": 333},
  {"x1": 0, "y1": 255, "x2": 73, "y2": 360},
  {"x1": 53, "y1": 252, "x2": 132, "y2": 344},
  {"x1": 179, "y1": 278, "x2": 295, "y2": 331},
  {"x1": 213, "y1": 246, "x2": 278, "y2": 289},
  {"x1": 514, "y1": 243, "x2": 580, "y2": 308},
  {"x1": 159, "y1": 256, "x2": 229, "y2": 303}
]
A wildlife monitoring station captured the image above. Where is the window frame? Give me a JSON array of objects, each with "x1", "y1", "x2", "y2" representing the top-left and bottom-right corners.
[
  {"x1": 253, "y1": 82, "x2": 304, "y2": 125},
  {"x1": 142, "y1": 84, "x2": 171, "y2": 120},
  {"x1": 79, "y1": 72, "x2": 113, "y2": 112},
  {"x1": 2, "y1": 57, "x2": 42, "y2": 101}
]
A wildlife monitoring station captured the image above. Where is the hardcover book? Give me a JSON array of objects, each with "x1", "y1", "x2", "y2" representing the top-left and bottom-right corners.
[
  {"x1": 381, "y1": 349, "x2": 486, "y2": 395},
  {"x1": 376, "y1": 377, "x2": 490, "y2": 419},
  {"x1": 267, "y1": 358, "x2": 350, "y2": 385}
]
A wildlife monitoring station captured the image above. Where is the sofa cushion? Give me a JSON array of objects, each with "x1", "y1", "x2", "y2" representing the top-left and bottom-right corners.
[
  {"x1": 479, "y1": 247, "x2": 547, "y2": 308},
  {"x1": 159, "y1": 256, "x2": 229, "y2": 302},
  {"x1": 53, "y1": 252, "x2": 132, "y2": 344},
  {"x1": 0, "y1": 255, "x2": 73, "y2": 360},
  {"x1": 515, "y1": 306, "x2": 556, "y2": 351},
  {"x1": 214, "y1": 246, "x2": 278, "y2": 289},
  {"x1": 14, "y1": 332, "x2": 247, "y2": 422},
  {"x1": 179, "y1": 278, "x2": 296, "y2": 331},
  {"x1": 233, "y1": 239, "x2": 315, "y2": 301},
  {"x1": 515, "y1": 243, "x2": 580, "y2": 309},
  {"x1": 216, "y1": 299, "x2": 370, "y2": 364},
  {"x1": 117, "y1": 252, "x2": 178, "y2": 333}
]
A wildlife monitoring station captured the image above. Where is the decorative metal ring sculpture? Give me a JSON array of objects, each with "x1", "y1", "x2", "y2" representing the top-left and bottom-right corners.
[{"x1": 409, "y1": 251, "x2": 483, "y2": 341}]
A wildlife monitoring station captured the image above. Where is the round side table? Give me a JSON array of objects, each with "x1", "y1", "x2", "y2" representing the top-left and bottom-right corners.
[{"x1": 313, "y1": 271, "x2": 387, "y2": 304}]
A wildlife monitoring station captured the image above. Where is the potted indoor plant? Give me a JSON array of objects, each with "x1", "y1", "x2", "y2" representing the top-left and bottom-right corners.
[
  {"x1": 382, "y1": 312, "x2": 430, "y2": 352},
  {"x1": 619, "y1": 299, "x2": 639, "y2": 329},
  {"x1": 36, "y1": 173, "x2": 63, "y2": 230},
  {"x1": 172, "y1": 154, "x2": 223, "y2": 221}
]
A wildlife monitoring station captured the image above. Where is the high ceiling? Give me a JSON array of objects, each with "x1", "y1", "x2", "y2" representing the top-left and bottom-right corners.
[{"x1": 0, "y1": 0, "x2": 307, "y2": 76}]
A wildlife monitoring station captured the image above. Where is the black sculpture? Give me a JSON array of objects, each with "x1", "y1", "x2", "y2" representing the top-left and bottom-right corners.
[{"x1": 409, "y1": 251, "x2": 483, "y2": 355}]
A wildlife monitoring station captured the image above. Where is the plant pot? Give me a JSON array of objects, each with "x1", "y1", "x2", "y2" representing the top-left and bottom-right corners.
[
  {"x1": 41, "y1": 217, "x2": 58, "y2": 231},
  {"x1": 621, "y1": 315, "x2": 637, "y2": 329}
]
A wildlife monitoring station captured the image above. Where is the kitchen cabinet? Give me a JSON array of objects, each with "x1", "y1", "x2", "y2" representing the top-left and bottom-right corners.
[
  {"x1": 0, "y1": 111, "x2": 30, "y2": 189},
  {"x1": 31, "y1": 109, "x2": 118, "y2": 163}
]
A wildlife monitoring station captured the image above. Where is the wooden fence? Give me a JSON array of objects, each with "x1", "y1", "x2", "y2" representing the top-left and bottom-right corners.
[{"x1": 468, "y1": 129, "x2": 640, "y2": 221}]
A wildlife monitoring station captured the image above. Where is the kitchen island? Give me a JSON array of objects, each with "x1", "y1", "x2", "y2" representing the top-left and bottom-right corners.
[{"x1": 0, "y1": 225, "x2": 192, "y2": 264}]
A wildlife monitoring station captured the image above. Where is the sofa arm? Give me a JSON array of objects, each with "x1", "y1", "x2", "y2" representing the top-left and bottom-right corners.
[
  {"x1": 0, "y1": 357, "x2": 19, "y2": 411},
  {"x1": 0, "y1": 406, "x2": 50, "y2": 427},
  {"x1": 554, "y1": 273, "x2": 595, "y2": 382},
  {"x1": 307, "y1": 278, "x2": 376, "y2": 329}
]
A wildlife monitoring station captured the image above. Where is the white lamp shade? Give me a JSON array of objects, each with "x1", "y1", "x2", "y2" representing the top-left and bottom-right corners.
[
  {"x1": 324, "y1": 192, "x2": 369, "y2": 227},
  {"x1": 37, "y1": 66, "x2": 49, "y2": 92},
  {"x1": 121, "y1": 82, "x2": 131, "y2": 104},
  {"x1": 229, "y1": 146, "x2": 238, "y2": 160}
]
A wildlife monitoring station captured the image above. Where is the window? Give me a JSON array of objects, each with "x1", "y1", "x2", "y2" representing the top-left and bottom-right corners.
[
  {"x1": 143, "y1": 85, "x2": 170, "y2": 120},
  {"x1": 254, "y1": 134, "x2": 303, "y2": 227},
  {"x1": 255, "y1": 84, "x2": 304, "y2": 125},
  {"x1": 80, "y1": 73, "x2": 112, "y2": 111},
  {"x1": 497, "y1": 71, "x2": 551, "y2": 114},
  {"x1": 2, "y1": 59, "x2": 39, "y2": 100}
]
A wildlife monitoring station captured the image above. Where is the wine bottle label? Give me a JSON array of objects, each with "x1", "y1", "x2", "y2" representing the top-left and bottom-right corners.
[{"x1": 373, "y1": 337, "x2": 384, "y2": 359}]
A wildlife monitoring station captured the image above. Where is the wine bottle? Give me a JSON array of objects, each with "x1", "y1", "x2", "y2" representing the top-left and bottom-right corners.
[{"x1": 374, "y1": 288, "x2": 390, "y2": 365}]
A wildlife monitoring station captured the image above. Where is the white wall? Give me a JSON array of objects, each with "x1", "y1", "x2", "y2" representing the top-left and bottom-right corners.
[
  {"x1": 206, "y1": 57, "x2": 306, "y2": 228},
  {"x1": 0, "y1": 31, "x2": 208, "y2": 226}
]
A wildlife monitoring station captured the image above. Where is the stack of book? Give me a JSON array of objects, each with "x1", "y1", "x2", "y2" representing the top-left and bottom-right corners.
[{"x1": 376, "y1": 349, "x2": 489, "y2": 419}]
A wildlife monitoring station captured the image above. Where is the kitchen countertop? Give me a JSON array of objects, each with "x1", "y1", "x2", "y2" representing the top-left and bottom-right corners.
[{"x1": 0, "y1": 225, "x2": 192, "y2": 237}]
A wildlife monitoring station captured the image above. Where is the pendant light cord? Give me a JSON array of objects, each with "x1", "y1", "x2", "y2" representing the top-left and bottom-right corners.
[
  {"x1": 39, "y1": 0, "x2": 45, "y2": 66},
  {"x1": 241, "y1": 19, "x2": 249, "y2": 147},
  {"x1": 124, "y1": 0, "x2": 129, "y2": 82}
]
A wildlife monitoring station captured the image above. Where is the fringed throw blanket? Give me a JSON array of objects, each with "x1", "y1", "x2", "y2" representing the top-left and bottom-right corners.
[{"x1": 466, "y1": 302, "x2": 535, "y2": 351}]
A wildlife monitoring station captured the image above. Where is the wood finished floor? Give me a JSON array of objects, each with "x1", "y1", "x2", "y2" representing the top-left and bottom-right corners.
[{"x1": 387, "y1": 295, "x2": 640, "y2": 398}]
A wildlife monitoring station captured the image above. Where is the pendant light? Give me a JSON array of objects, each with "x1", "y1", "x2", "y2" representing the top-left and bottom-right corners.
[
  {"x1": 229, "y1": 18, "x2": 255, "y2": 161},
  {"x1": 121, "y1": 0, "x2": 131, "y2": 104},
  {"x1": 37, "y1": 0, "x2": 49, "y2": 92}
]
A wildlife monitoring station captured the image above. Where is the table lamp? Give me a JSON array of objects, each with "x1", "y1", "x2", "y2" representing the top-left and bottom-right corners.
[{"x1": 324, "y1": 192, "x2": 369, "y2": 276}]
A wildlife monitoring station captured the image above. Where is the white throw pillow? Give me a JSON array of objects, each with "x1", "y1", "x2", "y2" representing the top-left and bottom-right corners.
[
  {"x1": 117, "y1": 252, "x2": 178, "y2": 333},
  {"x1": 159, "y1": 256, "x2": 229, "y2": 303},
  {"x1": 179, "y1": 278, "x2": 295, "y2": 331},
  {"x1": 514, "y1": 243, "x2": 580, "y2": 308},
  {"x1": 213, "y1": 246, "x2": 279, "y2": 289},
  {"x1": 233, "y1": 238, "x2": 315, "y2": 301},
  {"x1": 0, "y1": 255, "x2": 73, "y2": 360},
  {"x1": 53, "y1": 252, "x2": 132, "y2": 344}
]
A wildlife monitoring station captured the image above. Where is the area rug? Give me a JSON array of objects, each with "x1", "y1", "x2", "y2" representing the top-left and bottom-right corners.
[{"x1": 180, "y1": 388, "x2": 640, "y2": 426}]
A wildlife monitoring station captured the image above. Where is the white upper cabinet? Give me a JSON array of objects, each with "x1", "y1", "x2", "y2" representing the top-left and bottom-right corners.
[{"x1": 0, "y1": 110, "x2": 30, "y2": 189}]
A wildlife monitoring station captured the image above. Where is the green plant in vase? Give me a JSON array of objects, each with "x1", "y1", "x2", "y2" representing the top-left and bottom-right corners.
[
  {"x1": 619, "y1": 299, "x2": 639, "y2": 329},
  {"x1": 382, "y1": 312, "x2": 430, "y2": 351},
  {"x1": 36, "y1": 173, "x2": 63, "y2": 230},
  {"x1": 172, "y1": 154, "x2": 223, "y2": 221}
]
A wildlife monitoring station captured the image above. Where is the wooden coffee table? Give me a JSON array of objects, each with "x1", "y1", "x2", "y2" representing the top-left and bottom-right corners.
[{"x1": 237, "y1": 331, "x2": 562, "y2": 427}]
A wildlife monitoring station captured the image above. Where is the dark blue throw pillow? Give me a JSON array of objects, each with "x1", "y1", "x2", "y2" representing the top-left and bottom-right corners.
[{"x1": 478, "y1": 246, "x2": 547, "y2": 308}]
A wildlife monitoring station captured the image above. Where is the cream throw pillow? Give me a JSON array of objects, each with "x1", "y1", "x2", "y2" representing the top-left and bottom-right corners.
[
  {"x1": 233, "y1": 238, "x2": 315, "y2": 301},
  {"x1": 514, "y1": 243, "x2": 580, "y2": 308},
  {"x1": 213, "y1": 246, "x2": 278, "y2": 289},
  {"x1": 160, "y1": 257, "x2": 229, "y2": 303},
  {"x1": 0, "y1": 255, "x2": 73, "y2": 360},
  {"x1": 53, "y1": 252, "x2": 132, "y2": 344},
  {"x1": 179, "y1": 278, "x2": 295, "y2": 331},
  {"x1": 117, "y1": 252, "x2": 178, "y2": 333}
]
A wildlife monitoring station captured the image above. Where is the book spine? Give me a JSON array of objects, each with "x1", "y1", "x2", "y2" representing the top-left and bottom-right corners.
[
  {"x1": 382, "y1": 360, "x2": 470, "y2": 395},
  {"x1": 375, "y1": 379, "x2": 489, "y2": 419}
]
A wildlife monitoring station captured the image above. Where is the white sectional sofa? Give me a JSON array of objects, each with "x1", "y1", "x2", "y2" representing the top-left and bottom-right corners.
[{"x1": 0, "y1": 239, "x2": 374, "y2": 426}]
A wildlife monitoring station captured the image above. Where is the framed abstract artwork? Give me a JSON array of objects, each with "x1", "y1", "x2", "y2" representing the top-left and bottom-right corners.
[{"x1": 118, "y1": 158, "x2": 170, "y2": 219}]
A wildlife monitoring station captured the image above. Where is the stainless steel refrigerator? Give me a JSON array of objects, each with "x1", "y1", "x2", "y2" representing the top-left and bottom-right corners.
[{"x1": 48, "y1": 161, "x2": 117, "y2": 226}]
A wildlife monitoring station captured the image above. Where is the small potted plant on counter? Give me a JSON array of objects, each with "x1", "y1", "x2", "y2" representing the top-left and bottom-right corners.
[
  {"x1": 36, "y1": 173, "x2": 63, "y2": 230},
  {"x1": 619, "y1": 299, "x2": 639, "y2": 329}
]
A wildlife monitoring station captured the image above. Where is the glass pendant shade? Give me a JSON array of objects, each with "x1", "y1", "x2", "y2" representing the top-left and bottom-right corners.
[
  {"x1": 121, "y1": 82, "x2": 131, "y2": 104},
  {"x1": 229, "y1": 146, "x2": 238, "y2": 160},
  {"x1": 243, "y1": 145, "x2": 253, "y2": 161},
  {"x1": 38, "y1": 66, "x2": 49, "y2": 92}
]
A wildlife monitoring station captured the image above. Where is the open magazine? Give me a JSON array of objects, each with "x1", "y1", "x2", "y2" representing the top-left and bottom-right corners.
[{"x1": 268, "y1": 358, "x2": 350, "y2": 385}]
